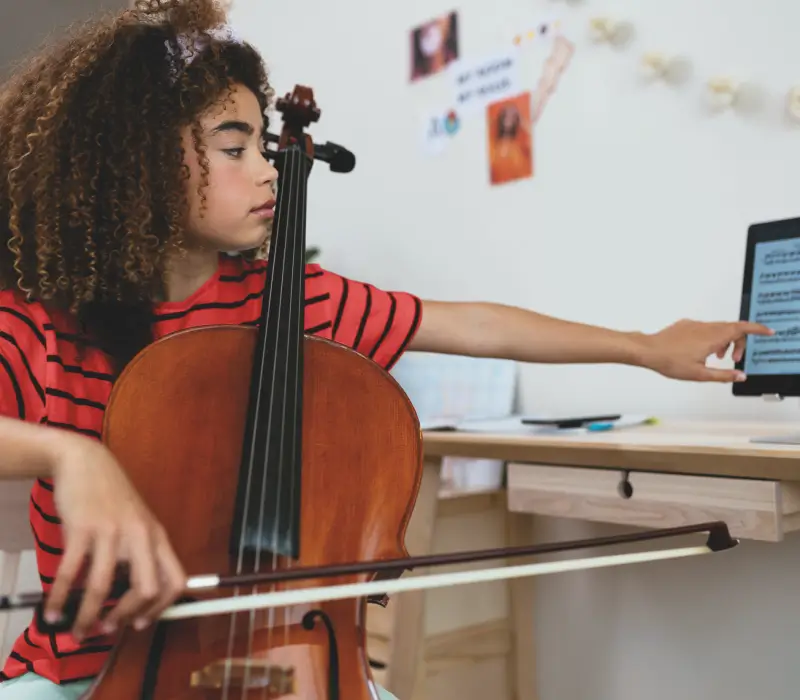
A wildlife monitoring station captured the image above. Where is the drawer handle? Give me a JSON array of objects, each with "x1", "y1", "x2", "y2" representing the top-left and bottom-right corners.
[{"x1": 618, "y1": 470, "x2": 634, "y2": 499}]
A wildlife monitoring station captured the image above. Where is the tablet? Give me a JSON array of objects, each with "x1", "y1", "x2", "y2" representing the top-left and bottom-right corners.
[{"x1": 734, "y1": 216, "x2": 800, "y2": 397}]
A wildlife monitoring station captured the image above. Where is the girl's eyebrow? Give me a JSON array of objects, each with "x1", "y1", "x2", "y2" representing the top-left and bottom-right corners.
[{"x1": 211, "y1": 120, "x2": 254, "y2": 135}]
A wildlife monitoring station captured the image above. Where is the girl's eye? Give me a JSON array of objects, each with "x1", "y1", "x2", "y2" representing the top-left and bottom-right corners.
[{"x1": 224, "y1": 148, "x2": 245, "y2": 158}]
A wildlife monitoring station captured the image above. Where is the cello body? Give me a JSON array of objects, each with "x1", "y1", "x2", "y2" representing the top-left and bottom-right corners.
[{"x1": 82, "y1": 328, "x2": 422, "y2": 699}]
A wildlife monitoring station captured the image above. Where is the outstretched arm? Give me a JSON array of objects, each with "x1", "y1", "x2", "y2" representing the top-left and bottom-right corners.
[{"x1": 409, "y1": 300, "x2": 773, "y2": 383}]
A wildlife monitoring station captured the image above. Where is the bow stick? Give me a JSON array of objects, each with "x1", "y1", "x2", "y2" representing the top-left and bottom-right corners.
[{"x1": 1, "y1": 521, "x2": 736, "y2": 627}]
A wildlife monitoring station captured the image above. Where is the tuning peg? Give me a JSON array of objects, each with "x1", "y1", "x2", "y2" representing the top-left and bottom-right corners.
[
  {"x1": 640, "y1": 52, "x2": 692, "y2": 85},
  {"x1": 589, "y1": 17, "x2": 635, "y2": 48},
  {"x1": 704, "y1": 77, "x2": 765, "y2": 114}
]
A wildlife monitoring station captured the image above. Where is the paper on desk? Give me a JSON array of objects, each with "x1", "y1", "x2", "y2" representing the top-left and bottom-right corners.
[
  {"x1": 421, "y1": 414, "x2": 656, "y2": 434},
  {"x1": 391, "y1": 352, "x2": 518, "y2": 492}
]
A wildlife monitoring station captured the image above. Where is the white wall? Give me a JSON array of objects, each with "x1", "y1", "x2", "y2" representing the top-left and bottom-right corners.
[
  {"x1": 231, "y1": 1, "x2": 800, "y2": 699},
  {"x1": 233, "y1": 0, "x2": 800, "y2": 422}
]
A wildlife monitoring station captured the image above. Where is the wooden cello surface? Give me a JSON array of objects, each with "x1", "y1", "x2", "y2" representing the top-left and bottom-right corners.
[
  {"x1": 72, "y1": 85, "x2": 424, "y2": 699},
  {"x1": 91, "y1": 332, "x2": 421, "y2": 699}
]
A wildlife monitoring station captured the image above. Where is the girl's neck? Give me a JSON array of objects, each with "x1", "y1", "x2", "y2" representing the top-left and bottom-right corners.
[{"x1": 162, "y1": 248, "x2": 219, "y2": 302}]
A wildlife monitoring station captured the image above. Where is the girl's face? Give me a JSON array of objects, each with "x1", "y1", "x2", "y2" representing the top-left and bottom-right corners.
[{"x1": 181, "y1": 82, "x2": 278, "y2": 253}]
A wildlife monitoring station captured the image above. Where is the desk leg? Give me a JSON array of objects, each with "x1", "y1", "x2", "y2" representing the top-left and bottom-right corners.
[
  {"x1": 506, "y1": 512, "x2": 537, "y2": 700},
  {"x1": 384, "y1": 456, "x2": 443, "y2": 699}
]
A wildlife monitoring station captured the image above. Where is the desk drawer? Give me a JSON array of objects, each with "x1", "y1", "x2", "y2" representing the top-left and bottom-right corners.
[{"x1": 506, "y1": 463, "x2": 800, "y2": 542}]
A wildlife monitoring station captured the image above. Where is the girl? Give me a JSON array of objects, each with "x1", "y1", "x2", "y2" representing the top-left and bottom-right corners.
[{"x1": 0, "y1": 1, "x2": 770, "y2": 698}]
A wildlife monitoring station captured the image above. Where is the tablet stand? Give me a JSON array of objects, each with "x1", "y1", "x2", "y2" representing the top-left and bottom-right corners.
[{"x1": 749, "y1": 395, "x2": 800, "y2": 445}]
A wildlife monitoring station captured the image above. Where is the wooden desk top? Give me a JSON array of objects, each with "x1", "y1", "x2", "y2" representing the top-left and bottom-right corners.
[{"x1": 422, "y1": 420, "x2": 800, "y2": 482}]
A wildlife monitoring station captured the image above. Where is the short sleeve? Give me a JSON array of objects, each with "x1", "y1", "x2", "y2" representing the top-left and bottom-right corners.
[
  {"x1": 315, "y1": 266, "x2": 423, "y2": 371},
  {"x1": 0, "y1": 297, "x2": 48, "y2": 422}
]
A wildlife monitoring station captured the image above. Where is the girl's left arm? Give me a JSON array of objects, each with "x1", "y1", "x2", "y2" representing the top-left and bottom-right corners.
[{"x1": 409, "y1": 300, "x2": 774, "y2": 383}]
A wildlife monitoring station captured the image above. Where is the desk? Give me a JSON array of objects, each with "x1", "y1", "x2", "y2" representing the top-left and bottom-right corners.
[{"x1": 369, "y1": 420, "x2": 800, "y2": 700}]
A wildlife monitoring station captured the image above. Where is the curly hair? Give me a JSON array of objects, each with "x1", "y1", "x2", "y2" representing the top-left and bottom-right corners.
[{"x1": 0, "y1": 0, "x2": 273, "y2": 370}]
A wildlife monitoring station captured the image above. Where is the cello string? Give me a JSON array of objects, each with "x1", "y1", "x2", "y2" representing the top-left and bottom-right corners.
[
  {"x1": 256, "y1": 140, "x2": 304, "y2": 700},
  {"x1": 282, "y1": 132, "x2": 310, "y2": 655},
  {"x1": 219, "y1": 140, "x2": 297, "y2": 699},
  {"x1": 251, "y1": 144, "x2": 301, "y2": 696},
  {"x1": 276, "y1": 137, "x2": 303, "y2": 664}
]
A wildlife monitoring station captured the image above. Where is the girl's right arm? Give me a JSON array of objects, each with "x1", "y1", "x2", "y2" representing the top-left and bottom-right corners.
[{"x1": 0, "y1": 415, "x2": 186, "y2": 640}]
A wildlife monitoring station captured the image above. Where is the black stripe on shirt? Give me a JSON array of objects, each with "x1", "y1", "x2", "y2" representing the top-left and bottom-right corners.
[
  {"x1": 0, "y1": 307, "x2": 46, "y2": 347},
  {"x1": 332, "y1": 277, "x2": 349, "y2": 337},
  {"x1": 23, "y1": 629, "x2": 41, "y2": 649},
  {"x1": 384, "y1": 296, "x2": 423, "y2": 371},
  {"x1": 304, "y1": 293, "x2": 330, "y2": 307},
  {"x1": 152, "y1": 291, "x2": 262, "y2": 322},
  {"x1": 0, "y1": 354, "x2": 26, "y2": 419},
  {"x1": 352, "y1": 284, "x2": 372, "y2": 350},
  {"x1": 218, "y1": 266, "x2": 266, "y2": 283},
  {"x1": 49, "y1": 631, "x2": 113, "y2": 659},
  {"x1": 8, "y1": 651, "x2": 34, "y2": 673},
  {"x1": 47, "y1": 355, "x2": 114, "y2": 383},
  {"x1": 0, "y1": 330, "x2": 45, "y2": 403},
  {"x1": 31, "y1": 527, "x2": 63, "y2": 556},
  {"x1": 154, "y1": 290, "x2": 330, "y2": 323},
  {"x1": 31, "y1": 494, "x2": 61, "y2": 524},
  {"x1": 46, "y1": 388, "x2": 106, "y2": 411},
  {"x1": 368, "y1": 293, "x2": 397, "y2": 360}
]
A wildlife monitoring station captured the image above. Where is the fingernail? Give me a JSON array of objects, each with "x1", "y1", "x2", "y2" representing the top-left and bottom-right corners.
[
  {"x1": 133, "y1": 618, "x2": 149, "y2": 631},
  {"x1": 100, "y1": 622, "x2": 116, "y2": 635},
  {"x1": 44, "y1": 611, "x2": 61, "y2": 624}
]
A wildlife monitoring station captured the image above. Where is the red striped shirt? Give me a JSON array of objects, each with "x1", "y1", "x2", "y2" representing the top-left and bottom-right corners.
[{"x1": 0, "y1": 254, "x2": 422, "y2": 686}]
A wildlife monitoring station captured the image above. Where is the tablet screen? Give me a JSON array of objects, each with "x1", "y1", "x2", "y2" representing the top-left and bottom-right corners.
[
  {"x1": 735, "y1": 217, "x2": 800, "y2": 396},
  {"x1": 744, "y1": 237, "x2": 800, "y2": 376}
]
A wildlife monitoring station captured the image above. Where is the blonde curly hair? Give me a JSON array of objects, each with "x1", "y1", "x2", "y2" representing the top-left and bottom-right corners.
[{"x1": 0, "y1": 0, "x2": 273, "y2": 367}]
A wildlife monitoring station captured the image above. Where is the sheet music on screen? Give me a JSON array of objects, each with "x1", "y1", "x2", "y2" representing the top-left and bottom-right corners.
[{"x1": 745, "y1": 237, "x2": 800, "y2": 375}]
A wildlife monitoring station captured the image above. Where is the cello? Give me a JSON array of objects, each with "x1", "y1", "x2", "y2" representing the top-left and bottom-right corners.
[{"x1": 1, "y1": 85, "x2": 738, "y2": 699}]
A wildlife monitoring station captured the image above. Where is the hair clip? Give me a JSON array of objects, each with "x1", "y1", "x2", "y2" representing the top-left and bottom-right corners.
[{"x1": 164, "y1": 23, "x2": 243, "y2": 81}]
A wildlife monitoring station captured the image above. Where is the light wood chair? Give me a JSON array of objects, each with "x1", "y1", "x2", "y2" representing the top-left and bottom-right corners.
[{"x1": 0, "y1": 480, "x2": 35, "y2": 659}]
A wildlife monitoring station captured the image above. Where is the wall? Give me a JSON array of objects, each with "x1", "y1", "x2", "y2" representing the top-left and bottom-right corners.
[
  {"x1": 231, "y1": 1, "x2": 800, "y2": 699},
  {"x1": 0, "y1": 0, "x2": 124, "y2": 77}
]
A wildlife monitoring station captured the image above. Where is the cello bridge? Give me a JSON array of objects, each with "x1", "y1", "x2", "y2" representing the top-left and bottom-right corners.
[{"x1": 190, "y1": 658, "x2": 296, "y2": 696}]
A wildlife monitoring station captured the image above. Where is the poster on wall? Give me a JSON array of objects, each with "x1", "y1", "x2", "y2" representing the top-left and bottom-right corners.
[
  {"x1": 410, "y1": 11, "x2": 459, "y2": 82},
  {"x1": 451, "y1": 50, "x2": 520, "y2": 114},
  {"x1": 531, "y1": 35, "x2": 575, "y2": 124},
  {"x1": 486, "y1": 92, "x2": 533, "y2": 186},
  {"x1": 421, "y1": 107, "x2": 461, "y2": 155}
]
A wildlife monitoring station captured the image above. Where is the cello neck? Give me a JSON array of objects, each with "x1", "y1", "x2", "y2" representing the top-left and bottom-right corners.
[{"x1": 229, "y1": 86, "x2": 321, "y2": 561}]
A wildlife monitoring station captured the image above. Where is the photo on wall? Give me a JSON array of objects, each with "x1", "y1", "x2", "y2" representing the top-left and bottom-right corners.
[
  {"x1": 487, "y1": 92, "x2": 533, "y2": 186},
  {"x1": 410, "y1": 11, "x2": 459, "y2": 82}
]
